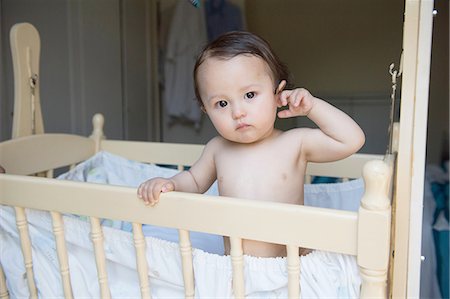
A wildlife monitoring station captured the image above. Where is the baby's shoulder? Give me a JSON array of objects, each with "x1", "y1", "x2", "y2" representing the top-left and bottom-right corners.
[
  {"x1": 277, "y1": 127, "x2": 310, "y2": 142},
  {"x1": 204, "y1": 136, "x2": 232, "y2": 153}
]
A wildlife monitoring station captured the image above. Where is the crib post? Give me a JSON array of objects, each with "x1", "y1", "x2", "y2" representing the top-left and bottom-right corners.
[
  {"x1": 89, "y1": 217, "x2": 111, "y2": 299},
  {"x1": 178, "y1": 229, "x2": 195, "y2": 299},
  {"x1": 357, "y1": 160, "x2": 392, "y2": 298},
  {"x1": 286, "y1": 245, "x2": 300, "y2": 299},
  {"x1": 132, "y1": 223, "x2": 152, "y2": 299},
  {"x1": 14, "y1": 207, "x2": 38, "y2": 299},
  {"x1": 0, "y1": 264, "x2": 9, "y2": 299},
  {"x1": 89, "y1": 113, "x2": 105, "y2": 153},
  {"x1": 50, "y1": 211, "x2": 73, "y2": 299},
  {"x1": 230, "y1": 237, "x2": 245, "y2": 299}
]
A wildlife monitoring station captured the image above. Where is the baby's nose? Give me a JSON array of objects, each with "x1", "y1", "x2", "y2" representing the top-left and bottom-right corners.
[{"x1": 232, "y1": 105, "x2": 246, "y2": 119}]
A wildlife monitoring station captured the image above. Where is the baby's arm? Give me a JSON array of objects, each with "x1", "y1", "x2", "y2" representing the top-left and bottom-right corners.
[
  {"x1": 137, "y1": 139, "x2": 217, "y2": 206},
  {"x1": 278, "y1": 88, "x2": 365, "y2": 162}
]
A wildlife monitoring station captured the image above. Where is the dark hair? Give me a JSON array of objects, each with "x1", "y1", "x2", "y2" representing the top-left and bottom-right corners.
[{"x1": 193, "y1": 31, "x2": 291, "y2": 107}]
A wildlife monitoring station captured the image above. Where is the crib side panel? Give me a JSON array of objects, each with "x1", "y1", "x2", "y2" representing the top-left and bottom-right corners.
[{"x1": 0, "y1": 134, "x2": 95, "y2": 175}]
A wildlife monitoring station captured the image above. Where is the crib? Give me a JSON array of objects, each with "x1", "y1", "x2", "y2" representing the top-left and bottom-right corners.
[{"x1": 0, "y1": 0, "x2": 433, "y2": 298}]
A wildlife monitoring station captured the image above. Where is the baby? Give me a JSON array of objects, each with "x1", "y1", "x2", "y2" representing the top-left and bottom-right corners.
[{"x1": 138, "y1": 31, "x2": 365, "y2": 257}]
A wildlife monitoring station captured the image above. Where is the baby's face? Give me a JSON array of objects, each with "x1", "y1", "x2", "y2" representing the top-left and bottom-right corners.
[{"x1": 197, "y1": 55, "x2": 278, "y2": 144}]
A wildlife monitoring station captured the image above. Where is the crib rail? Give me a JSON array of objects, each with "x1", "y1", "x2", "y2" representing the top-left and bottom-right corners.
[
  {"x1": 100, "y1": 139, "x2": 383, "y2": 180},
  {"x1": 307, "y1": 153, "x2": 383, "y2": 179},
  {"x1": 0, "y1": 175, "x2": 358, "y2": 255},
  {"x1": 0, "y1": 134, "x2": 94, "y2": 175},
  {"x1": 0, "y1": 129, "x2": 382, "y2": 180},
  {"x1": 101, "y1": 140, "x2": 204, "y2": 167}
]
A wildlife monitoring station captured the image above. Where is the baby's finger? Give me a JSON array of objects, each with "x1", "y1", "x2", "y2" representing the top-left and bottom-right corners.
[
  {"x1": 138, "y1": 183, "x2": 150, "y2": 204},
  {"x1": 137, "y1": 184, "x2": 143, "y2": 198},
  {"x1": 287, "y1": 89, "x2": 301, "y2": 107},
  {"x1": 277, "y1": 109, "x2": 294, "y2": 118},
  {"x1": 278, "y1": 90, "x2": 291, "y2": 106},
  {"x1": 161, "y1": 181, "x2": 175, "y2": 193},
  {"x1": 150, "y1": 182, "x2": 165, "y2": 205}
]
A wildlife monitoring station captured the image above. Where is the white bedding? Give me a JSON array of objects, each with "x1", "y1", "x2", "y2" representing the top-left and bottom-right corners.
[{"x1": 0, "y1": 151, "x2": 363, "y2": 298}]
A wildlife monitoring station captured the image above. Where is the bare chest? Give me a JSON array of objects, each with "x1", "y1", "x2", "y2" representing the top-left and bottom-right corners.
[{"x1": 215, "y1": 145, "x2": 306, "y2": 204}]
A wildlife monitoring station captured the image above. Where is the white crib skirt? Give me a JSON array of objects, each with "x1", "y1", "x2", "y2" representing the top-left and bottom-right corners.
[{"x1": 0, "y1": 205, "x2": 361, "y2": 298}]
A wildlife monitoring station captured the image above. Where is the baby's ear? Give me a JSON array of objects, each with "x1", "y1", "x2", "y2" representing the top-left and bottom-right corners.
[{"x1": 275, "y1": 80, "x2": 287, "y2": 94}]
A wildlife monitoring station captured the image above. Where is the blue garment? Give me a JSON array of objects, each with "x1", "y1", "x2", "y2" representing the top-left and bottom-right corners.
[
  {"x1": 205, "y1": 0, "x2": 243, "y2": 41},
  {"x1": 431, "y1": 175, "x2": 449, "y2": 299}
]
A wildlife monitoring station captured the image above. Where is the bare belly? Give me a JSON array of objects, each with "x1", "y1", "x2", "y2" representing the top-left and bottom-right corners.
[{"x1": 223, "y1": 237, "x2": 312, "y2": 257}]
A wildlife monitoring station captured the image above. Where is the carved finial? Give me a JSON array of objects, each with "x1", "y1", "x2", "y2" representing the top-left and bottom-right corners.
[
  {"x1": 361, "y1": 160, "x2": 391, "y2": 210},
  {"x1": 90, "y1": 113, "x2": 105, "y2": 152},
  {"x1": 93, "y1": 113, "x2": 104, "y2": 132}
]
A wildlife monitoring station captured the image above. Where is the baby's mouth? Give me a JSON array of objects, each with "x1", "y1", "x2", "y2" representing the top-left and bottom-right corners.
[{"x1": 236, "y1": 123, "x2": 250, "y2": 130}]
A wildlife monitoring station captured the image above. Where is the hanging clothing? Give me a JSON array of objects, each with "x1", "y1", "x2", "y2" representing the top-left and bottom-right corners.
[
  {"x1": 205, "y1": 0, "x2": 243, "y2": 41},
  {"x1": 164, "y1": 0, "x2": 208, "y2": 128}
]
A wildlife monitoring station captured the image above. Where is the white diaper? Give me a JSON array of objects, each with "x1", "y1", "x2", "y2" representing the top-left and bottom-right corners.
[{"x1": 192, "y1": 249, "x2": 361, "y2": 298}]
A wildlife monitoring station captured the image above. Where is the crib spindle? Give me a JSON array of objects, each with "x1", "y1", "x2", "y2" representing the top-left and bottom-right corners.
[
  {"x1": 0, "y1": 264, "x2": 9, "y2": 299},
  {"x1": 304, "y1": 175, "x2": 312, "y2": 184},
  {"x1": 50, "y1": 211, "x2": 73, "y2": 299},
  {"x1": 46, "y1": 169, "x2": 54, "y2": 178},
  {"x1": 286, "y1": 245, "x2": 300, "y2": 299},
  {"x1": 132, "y1": 223, "x2": 152, "y2": 299},
  {"x1": 230, "y1": 237, "x2": 245, "y2": 299},
  {"x1": 14, "y1": 207, "x2": 38, "y2": 299},
  {"x1": 178, "y1": 229, "x2": 195, "y2": 299},
  {"x1": 89, "y1": 217, "x2": 111, "y2": 299}
]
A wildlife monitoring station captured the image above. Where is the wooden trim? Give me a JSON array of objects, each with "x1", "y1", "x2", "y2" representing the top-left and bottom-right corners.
[{"x1": 391, "y1": 0, "x2": 434, "y2": 297}]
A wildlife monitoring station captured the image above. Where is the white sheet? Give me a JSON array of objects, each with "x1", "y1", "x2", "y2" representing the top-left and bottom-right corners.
[{"x1": 1, "y1": 151, "x2": 363, "y2": 298}]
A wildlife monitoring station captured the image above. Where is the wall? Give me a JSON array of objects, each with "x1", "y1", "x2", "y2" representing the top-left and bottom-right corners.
[
  {"x1": 0, "y1": 0, "x2": 158, "y2": 141},
  {"x1": 426, "y1": 0, "x2": 449, "y2": 164},
  {"x1": 244, "y1": 0, "x2": 405, "y2": 154}
]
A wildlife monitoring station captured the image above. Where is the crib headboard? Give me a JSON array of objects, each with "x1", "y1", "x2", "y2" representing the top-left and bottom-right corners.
[{"x1": 10, "y1": 23, "x2": 44, "y2": 138}]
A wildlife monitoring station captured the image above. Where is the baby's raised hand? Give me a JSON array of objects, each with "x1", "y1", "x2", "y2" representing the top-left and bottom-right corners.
[
  {"x1": 137, "y1": 178, "x2": 175, "y2": 206},
  {"x1": 277, "y1": 88, "x2": 315, "y2": 118}
]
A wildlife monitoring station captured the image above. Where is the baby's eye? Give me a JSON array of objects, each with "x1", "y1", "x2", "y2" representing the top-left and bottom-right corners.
[
  {"x1": 244, "y1": 92, "x2": 255, "y2": 99},
  {"x1": 217, "y1": 100, "x2": 228, "y2": 108}
]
